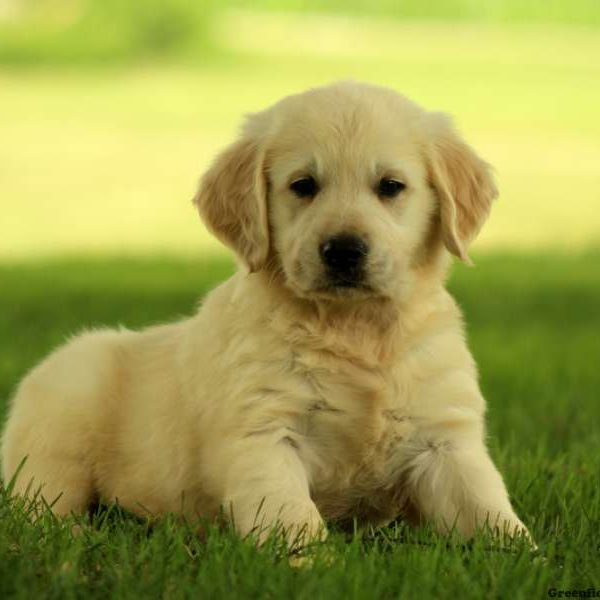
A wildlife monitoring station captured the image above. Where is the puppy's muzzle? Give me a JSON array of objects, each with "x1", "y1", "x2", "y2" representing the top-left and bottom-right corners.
[{"x1": 319, "y1": 234, "x2": 369, "y2": 288}]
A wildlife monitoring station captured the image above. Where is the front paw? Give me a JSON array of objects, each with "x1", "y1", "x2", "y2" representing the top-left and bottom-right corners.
[
  {"x1": 489, "y1": 515, "x2": 536, "y2": 550},
  {"x1": 259, "y1": 512, "x2": 328, "y2": 550},
  {"x1": 227, "y1": 498, "x2": 327, "y2": 549}
]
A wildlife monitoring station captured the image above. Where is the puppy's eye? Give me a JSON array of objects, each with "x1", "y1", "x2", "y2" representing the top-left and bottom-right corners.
[
  {"x1": 378, "y1": 178, "x2": 406, "y2": 199},
  {"x1": 290, "y1": 176, "x2": 319, "y2": 199}
]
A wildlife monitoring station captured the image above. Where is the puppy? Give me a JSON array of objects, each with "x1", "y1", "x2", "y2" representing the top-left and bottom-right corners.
[{"x1": 1, "y1": 82, "x2": 530, "y2": 547}]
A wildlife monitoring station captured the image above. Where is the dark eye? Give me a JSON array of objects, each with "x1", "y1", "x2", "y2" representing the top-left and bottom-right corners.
[
  {"x1": 290, "y1": 176, "x2": 318, "y2": 199},
  {"x1": 378, "y1": 178, "x2": 406, "y2": 199}
]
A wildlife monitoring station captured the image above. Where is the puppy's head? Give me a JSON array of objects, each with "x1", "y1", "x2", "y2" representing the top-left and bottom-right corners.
[{"x1": 195, "y1": 82, "x2": 497, "y2": 303}]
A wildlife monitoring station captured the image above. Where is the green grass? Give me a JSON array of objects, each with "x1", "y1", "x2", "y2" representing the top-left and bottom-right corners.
[{"x1": 1, "y1": 251, "x2": 599, "y2": 598}]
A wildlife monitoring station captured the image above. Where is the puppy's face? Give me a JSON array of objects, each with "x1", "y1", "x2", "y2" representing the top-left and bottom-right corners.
[
  {"x1": 196, "y1": 83, "x2": 497, "y2": 305},
  {"x1": 266, "y1": 93, "x2": 435, "y2": 302}
]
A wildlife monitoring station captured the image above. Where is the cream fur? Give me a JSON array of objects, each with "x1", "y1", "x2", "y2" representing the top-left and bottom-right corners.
[{"x1": 1, "y1": 82, "x2": 530, "y2": 547}]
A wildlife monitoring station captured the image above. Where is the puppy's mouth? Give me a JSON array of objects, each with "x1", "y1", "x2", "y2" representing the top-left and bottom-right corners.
[
  {"x1": 311, "y1": 276, "x2": 376, "y2": 300},
  {"x1": 285, "y1": 257, "x2": 380, "y2": 301}
]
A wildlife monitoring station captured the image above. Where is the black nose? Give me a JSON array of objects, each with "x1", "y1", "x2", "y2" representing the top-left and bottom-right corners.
[{"x1": 319, "y1": 234, "x2": 369, "y2": 283}]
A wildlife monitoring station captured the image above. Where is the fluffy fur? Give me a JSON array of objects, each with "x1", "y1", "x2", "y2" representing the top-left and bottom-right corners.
[{"x1": 1, "y1": 82, "x2": 529, "y2": 546}]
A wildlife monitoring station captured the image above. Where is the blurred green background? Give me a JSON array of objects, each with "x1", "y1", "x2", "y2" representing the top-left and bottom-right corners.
[{"x1": 0, "y1": 0, "x2": 598, "y2": 258}]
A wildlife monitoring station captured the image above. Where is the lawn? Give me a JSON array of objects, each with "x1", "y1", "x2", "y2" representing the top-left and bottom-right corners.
[{"x1": 0, "y1": 251, "x2": 599, "y2": 598}]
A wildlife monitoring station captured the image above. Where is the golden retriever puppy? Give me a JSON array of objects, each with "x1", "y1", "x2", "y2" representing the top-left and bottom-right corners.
[{"x1": 1, "y1": 81, "x2": 530, "y2": 547}]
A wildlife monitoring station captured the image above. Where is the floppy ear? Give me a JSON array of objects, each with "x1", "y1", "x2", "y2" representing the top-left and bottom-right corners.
[
  {"x1": 426, "y1": 114, "x2": 498, "y2": 263},
  {"x1": 194, "y1": 137, "x2": 269, "y2": 272}
]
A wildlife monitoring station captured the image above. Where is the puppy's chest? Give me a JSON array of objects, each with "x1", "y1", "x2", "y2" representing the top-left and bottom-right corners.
[{"x1": 293, "y1": 353, "x2": 416, "y2": 519}]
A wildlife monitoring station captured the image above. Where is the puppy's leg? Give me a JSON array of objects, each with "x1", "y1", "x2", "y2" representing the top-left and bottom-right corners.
[
  {"x1": 2, "y1": 331, "x2": 119, "y2": 516},
  {"x1": 3, "y1": 442, "x2": 94, "y2": 516},
  {"x1": 406, "y1": 432, "x2": 530, "y2": 541},
  {"x1": 221, "y1": 433, "x2": 325, "y2": 548},
  {"x1": 2, "y1": 387, "x2": 94, "y2": 515}
]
